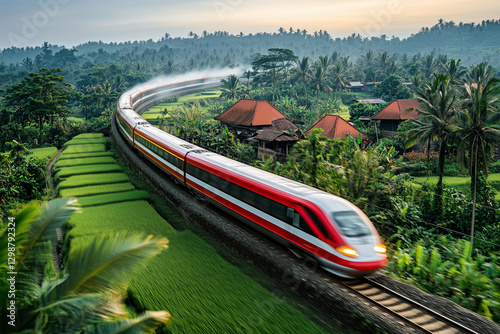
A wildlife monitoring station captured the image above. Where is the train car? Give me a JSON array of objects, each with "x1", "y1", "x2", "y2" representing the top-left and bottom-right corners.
[{"x1": 116, "y1": 77, "x2": 388, "y2": 278}]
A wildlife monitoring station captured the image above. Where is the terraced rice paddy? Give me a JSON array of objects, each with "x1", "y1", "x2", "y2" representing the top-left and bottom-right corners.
[
  {"x1": 141, "y1": 89, "x2": 221, "y2": 124},
  {"x1": 56, "y1": 172, "x2": 130, "y2": 190},
  {"x1": 62, "y1": 143, "x2": 106, "y2": 154},
  {"x1": 59, "y1": 182, "x2": 135, "y2": 197},
  {"x1": 54, "y1": 133, "x2": 329, "y2": 333},
  {"x1": 54, "y1": 164, "x2": 122, "y2": 180},
  {"x1": 63, "y1": 137, "x2": 108, "y2": 146},
  {"x1": 58, "y1": 151, "x2": 113, "y2": 160},
  {"x1": 53, "y1": 156, "x2": 118, "y2": 169},
  {"x1": 28, "y1": 146, "x2": 58, "y2": 161}
]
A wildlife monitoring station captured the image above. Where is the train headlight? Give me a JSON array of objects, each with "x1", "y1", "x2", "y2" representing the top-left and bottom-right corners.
[
  {"x1": 374, "y1": 244, "x2": 387, "y2": 254},
  {"x1": 336, "y1": 246, "x2": 359, "y2": 258}
]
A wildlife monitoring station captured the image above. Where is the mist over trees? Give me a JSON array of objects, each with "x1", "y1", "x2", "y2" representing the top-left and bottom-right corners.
[{"x1": 1, "y1": 19, "x2": 500, "y2": 78}]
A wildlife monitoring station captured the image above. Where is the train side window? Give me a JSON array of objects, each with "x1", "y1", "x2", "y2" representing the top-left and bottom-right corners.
[{"x1": 292, "y1": 212, "x2": 300, "y2": 227}]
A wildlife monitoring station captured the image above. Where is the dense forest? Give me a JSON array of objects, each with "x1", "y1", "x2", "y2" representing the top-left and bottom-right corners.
[{"x1": 1, "y1": 19, "x2": 500, "y2": 79}]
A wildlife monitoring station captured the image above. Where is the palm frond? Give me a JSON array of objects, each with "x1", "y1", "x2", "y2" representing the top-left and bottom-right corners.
[
  {"x1": 84, "y1": 311, "x2": 171, "y2": 334},
  {"x1": 18, "y1": 198, "x2": 81, "y2": 267},
  {"x1": 56, "y1": 233, "x2": 168, "y2": 297},
  {"x1": 0, "y1": 203, "x2": 38, "y2": 272}
]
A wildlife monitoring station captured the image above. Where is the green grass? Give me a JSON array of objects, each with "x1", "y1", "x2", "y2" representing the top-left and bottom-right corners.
[
  {"x1": 54, "y1": 164, "x2": 122, "y2": 180},
  {"x1": 68, "y1": 201, "x2": 177, "y2": 238},
  {"x1": 129, "y1": 231, "x2": 326, "y2": 334},
  {"x1": 28, "y1": 147, "x2": 58, "y2": 162},
  {"x1": 75, "y1": 190, "x2": 150, "y2": 207},
  {"x1": 413, "y1": 174, "x2": 500, "y2": 200},
  {"x1": 58, "y1": 151, "x2": 113, "y2": 160},
  {"x1": 141, "y1": 90, "x2": 221, "y2": 123},
  {"x1": 53, "y1": 156, "x2": 117, "y2": 170},
  {"x1": 67, "y1": 116, "x2": 85, "y2": 124},
  {"x1": 73, "y1": 133, "x2": 104, "y2": 139},
  {"x1": 64, "y1": 138, "x2": 107, "y2": 146},
  {"x1": 56, "y1": 172, "x2": 129, "y2": 191},
  {"x1": 62, "y1": 144, "x2": 106, "y2": 154},
  {"x1": 59, "y1": 182, "x2": 136, "y2": 197}
]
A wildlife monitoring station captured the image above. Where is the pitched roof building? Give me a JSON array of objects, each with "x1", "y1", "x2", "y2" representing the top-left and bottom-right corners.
[
  {"x1": 371, "y1": 99, "x2": 422, "y2": 133},
  {"x1": 304, "y1": 115, "x2": 367, "y2": 140},
  {"x1": 214, "y1": 99, "x2": 296, "y2": 131}
]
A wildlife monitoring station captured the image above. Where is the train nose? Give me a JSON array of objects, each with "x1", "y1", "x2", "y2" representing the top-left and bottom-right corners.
[{"x1": 350, "y1": 237, "x2": 386, "y2": 259}]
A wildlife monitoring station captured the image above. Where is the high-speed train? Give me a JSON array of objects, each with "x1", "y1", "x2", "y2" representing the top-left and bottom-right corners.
[{"x1": 115, "y1": 76, "x2": 387, "y2": 278}]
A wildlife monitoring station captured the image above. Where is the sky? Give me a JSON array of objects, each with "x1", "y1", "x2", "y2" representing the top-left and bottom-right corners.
[{"x1": 1, "y1": 0, "x2": 499, "y2": 50}]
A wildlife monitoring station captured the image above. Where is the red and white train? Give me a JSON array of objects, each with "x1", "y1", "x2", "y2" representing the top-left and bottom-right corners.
[{"x1": 115, "y1": 76, "x2": 387, "y2": 278}]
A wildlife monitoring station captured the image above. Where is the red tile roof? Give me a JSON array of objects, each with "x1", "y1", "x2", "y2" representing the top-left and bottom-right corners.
[
  {"x1": 371, "y1": 99, "x2": 421, "y2": 120},
  {"x1": 304, "y1": 115, "x2": 367, "y2": 139},
  {"x1": 214, "y1": 99, "x2": 289, "y2": 126}
]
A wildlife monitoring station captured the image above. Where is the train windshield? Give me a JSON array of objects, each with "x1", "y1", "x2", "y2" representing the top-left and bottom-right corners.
[{"x1": 332, "y1": 211, "x2": 371, "y2": 238}]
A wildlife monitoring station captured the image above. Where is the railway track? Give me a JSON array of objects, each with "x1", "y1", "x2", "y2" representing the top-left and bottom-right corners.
[{"x1": 338, "y1": 277, "x2": 479, "y2": 334}]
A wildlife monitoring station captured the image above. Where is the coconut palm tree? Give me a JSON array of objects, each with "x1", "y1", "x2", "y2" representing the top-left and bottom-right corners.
[
  {"x1": 454, "y1": 63, "x2": 500, "y2": 247},
  {"x1": 291, "y1": 56, "x2": 311, "y2": 98},
  {"x1": 0, "y1": 198, "x2": 171, "y2": 333},
  {"x1": 406, "y1": 73, "x2": 457, "y2": 214},
  {"x1": 220, "y1": 74, "x2": 247, "y2": 100},
  {"x1": 310, "y1": 63, "x2": 332, "y2": 112},
  {"x1": 442, "y1": 59, "x2": 466, "y2": 85}
]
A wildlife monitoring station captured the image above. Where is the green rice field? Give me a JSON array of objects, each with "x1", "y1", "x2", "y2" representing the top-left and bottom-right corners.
[
  {"x1": 58, "y1": 151, "x2": 113, "y2": 160},
  {"x1": 53, "y1": 156, "x2": 118, "y2": 169},
  {"x1": 76, "y1": 190, "x2": 150, "y2": 207},
  {"x1": 59, "y1": 182, "x2": 135, "y2": 197},
  {"x1": 67, "y1": 200, "x2": 175, "y2": 237},
  {"x1": 62, "y1": 143, "x2": 106, "y2": 154},
  {"x1": 56, "y1": 172, "x2": 130, "y2": 190},
  {"x1": 63, "y1": 137, "x2": 108, "y2": 146},
  {"x1": 56, "y1": 133, "x2": 333, "y2": 333},
  {"x1": 141, "y1": 89, "x2": 221, "y2": 124},
  {"x1": 129, "y1": 231, "x2": 326, "y2": 334},
  {"x1": 28, "y1": 146, "x2": 58, "y2": 162},
  {"x1": 54, "y1": 164, "x2": 122, "y2": 180},
  {"x1": 413, "y1": 173, "x2": 500, "y2": 202},
  {"x1": 73, "y1": 133, "x2": 104, "y2": 139}
]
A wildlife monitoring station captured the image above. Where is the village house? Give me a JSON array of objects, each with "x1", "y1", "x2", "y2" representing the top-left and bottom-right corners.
[
  {"x1": 370, "y1": 99, "x2": 422, "y2": 138},
  {"x1": 304, "y1": 115, "x2": 367, "y2": 140},
  {"x1": 214, "y1": 99, "x2": 298, "y2": 138}
]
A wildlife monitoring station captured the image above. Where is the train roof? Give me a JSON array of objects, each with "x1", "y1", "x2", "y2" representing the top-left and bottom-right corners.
[{"x1": 194, "y1": 151, "x2": 355, "y2": 212}]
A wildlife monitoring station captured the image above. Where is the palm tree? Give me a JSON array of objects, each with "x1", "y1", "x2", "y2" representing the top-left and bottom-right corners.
[
  {"x1": 291, "y1": 56, "x2": 311, "y2": 98},
  {"x1": 406, "y1": 73, "x2": 457, "y2": 214},
  {"x1": 331, "y1": 61, "x2": 349, "y2": 100},
  {"x1": 442, "y1": 59, "x2": 466, "y2": 85},
  {"x1": 220, "y1": 74, "x2": 246, "y2": 100},
  {"x1": 0, "y1": 198, "x2": 171, "y2": 333},
  {"x1": 455, "y1": 64, "x2": 500, "y2": 247},
  {"x1": 310, "y1": 63, "x2": 332, "y2": 112}
]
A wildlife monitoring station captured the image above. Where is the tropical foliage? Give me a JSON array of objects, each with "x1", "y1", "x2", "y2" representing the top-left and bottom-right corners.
[
  {"x1": 0, "y1": 198, "x2": 171, "y2": 333},
  {"x1": 0, "y1": 142, "x2": 47, "y2": 220}
]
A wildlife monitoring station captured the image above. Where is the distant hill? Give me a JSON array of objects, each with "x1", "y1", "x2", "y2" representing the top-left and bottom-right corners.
[{"x1": 1, "y1": 19, "x2": 499, "y2": 70}]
